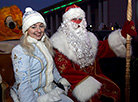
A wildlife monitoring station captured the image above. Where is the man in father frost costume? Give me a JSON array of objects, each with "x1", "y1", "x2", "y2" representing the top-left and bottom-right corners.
[{"x1": 50, "y1": 4, "x2": 137, "y2": 102}]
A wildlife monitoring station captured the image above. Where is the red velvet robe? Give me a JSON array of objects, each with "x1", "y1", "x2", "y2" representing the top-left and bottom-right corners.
[{"x1": 53, "y1": 39, "x2": 120, "y2": 102}]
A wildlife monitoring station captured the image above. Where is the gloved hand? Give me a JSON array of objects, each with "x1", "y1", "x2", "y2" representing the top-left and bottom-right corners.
[
  {"x1": 121, "y1": 20, "x2": 137, "y2": 38},
  {"x1": 58, "y1": 78, "x2": 71, "y2": 95},
  {"x1": 37, "y1": 87, "x2": 63, "y2": 102}
]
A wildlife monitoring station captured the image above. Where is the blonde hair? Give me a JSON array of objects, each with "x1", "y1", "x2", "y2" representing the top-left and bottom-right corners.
[{"x1": 20, "y1": 31, "x2": 54, "y2": 56}]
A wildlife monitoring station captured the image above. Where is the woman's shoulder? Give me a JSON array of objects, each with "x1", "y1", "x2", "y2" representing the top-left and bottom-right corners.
[
  {"x1": 12, "y1": 44, "x2": 22, "y2": 52},
  {"x1": 11, "y1": 44, "x2": 30, "y2": 61},
  {"x1": 12, "y1": 44, "x2": 27, "y2": 56}
]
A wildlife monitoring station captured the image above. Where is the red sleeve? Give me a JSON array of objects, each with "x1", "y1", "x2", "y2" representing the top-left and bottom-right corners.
[
  {"x1": 53, "y1": 49, "x2": 88, "y2": 89},
  {"x1": 97, "y1": 40, "x2": 116, "y2": 59}
]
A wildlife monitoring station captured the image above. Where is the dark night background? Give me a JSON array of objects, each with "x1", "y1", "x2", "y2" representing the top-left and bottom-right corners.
[{"x1": 0, "y1": 0, "x2": 63, "y2": 12}]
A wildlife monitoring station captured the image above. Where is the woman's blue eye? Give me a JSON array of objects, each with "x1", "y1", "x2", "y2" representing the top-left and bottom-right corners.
[
  {"x1": 40, "y1": 25, "x2": 44, "y2": 28},
  {"x1": 31, "y1": 26, "x2": 36, "y2": 29},
  {"x1": 30, "y1": 24, "x2": 44, "y2": 29}
]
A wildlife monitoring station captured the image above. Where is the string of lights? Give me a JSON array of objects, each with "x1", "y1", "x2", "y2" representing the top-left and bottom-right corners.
[{"x1": 44, "y1": 0, "x2": 82, "y2": 14}]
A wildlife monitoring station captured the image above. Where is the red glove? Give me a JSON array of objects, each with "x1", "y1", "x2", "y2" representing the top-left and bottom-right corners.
[{"x1": 121, "y1": 20, "x2": 137, "y2": 38}]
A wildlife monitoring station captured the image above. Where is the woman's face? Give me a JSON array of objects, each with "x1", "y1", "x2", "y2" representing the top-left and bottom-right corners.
[{"x1": 28, "y1": 22, "x2": 45, "y2": 40}]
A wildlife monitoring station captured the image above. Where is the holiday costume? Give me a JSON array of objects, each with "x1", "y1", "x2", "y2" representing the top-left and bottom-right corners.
[
  {"x1": 51, "y1": 29, "x2": 124, "y2": 102},
  {"x1": 0, "y1": 5, "x2": 23, "y2": 41},
  {"x1": 11, "y1": 35, "x2": 72, "y2": 102},
  {"x1": 10, "y1": 7, "x2": 73, "y2": 102},
  {"x1": 50, "y1": 4, "x2": 137, "y2": 102}
]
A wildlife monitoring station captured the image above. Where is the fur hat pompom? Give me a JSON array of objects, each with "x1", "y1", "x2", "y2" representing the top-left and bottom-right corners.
[{"x1": 25, "y1": 7, "x2": 32, "y2": 12}]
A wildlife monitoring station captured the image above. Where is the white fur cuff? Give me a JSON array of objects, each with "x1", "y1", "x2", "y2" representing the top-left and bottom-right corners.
[
  {"x1": 72, "y1": 76, "x2": 101, "y2": 102},
  {"x1": 108, "y1": 29, "x2": 127, "y2": 57}
]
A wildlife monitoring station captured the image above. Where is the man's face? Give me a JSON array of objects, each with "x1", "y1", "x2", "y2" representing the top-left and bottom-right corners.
[{"x1": 65, "y1": 17, "x2": 87, "y2": 36}]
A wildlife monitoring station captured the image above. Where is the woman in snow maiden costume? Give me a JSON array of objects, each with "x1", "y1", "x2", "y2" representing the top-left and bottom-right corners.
[
  {"x1": 10, "y1": 7, "x2": 73, "y2": 102},
  {"x1": 50, "y1": 4, "x2": 137, "y2": 102}
]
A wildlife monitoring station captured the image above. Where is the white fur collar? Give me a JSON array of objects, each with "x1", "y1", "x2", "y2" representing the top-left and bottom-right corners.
[
  {"x1": 27, "y1": 34, "x2": 46, "y2": 44},
  {"x1": 50, "y1": 30, "x2": 98, "y2": 66}
]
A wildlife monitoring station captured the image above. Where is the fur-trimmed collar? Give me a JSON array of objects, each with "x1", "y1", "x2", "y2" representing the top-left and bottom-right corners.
[{"x1": 50, "y1": 30, "x2": 99, "y2": 66}]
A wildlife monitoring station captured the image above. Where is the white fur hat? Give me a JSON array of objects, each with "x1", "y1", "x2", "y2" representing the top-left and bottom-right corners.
[
  {"x1": 63, "y1": 4, "x2": 85, "y2": 21},
  {"x1": 22, "y1": 7, "x2": 46, "y2": 33}
]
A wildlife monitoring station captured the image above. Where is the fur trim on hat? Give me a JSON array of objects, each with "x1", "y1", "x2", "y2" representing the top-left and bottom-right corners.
[
  {"x1": 72, "y1": 76, "x2": 101, "y2": 102},
  {"x1": 22, "y1": 7, "x2": 46, "y2": 33},
  {"x1": 108, "y1": 29, "x2": 129, "y2": 57},
  {"x1": 63, "y1": 7, "x2": 85, "y2": 21}
]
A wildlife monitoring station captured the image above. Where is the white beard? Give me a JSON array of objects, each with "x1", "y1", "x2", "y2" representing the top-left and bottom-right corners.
[{"x1": 62, "y1": 20, "x2": 95, "y2": 68}]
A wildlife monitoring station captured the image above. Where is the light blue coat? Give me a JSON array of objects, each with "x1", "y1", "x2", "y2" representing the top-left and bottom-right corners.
[{"x1": 11, "y1": 43, "x2": 63, "y2": 102}]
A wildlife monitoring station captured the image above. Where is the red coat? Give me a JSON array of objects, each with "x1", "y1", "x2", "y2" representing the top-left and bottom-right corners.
[{"x1": 53, "y1": 39, "x2": 120, "y2": 102}]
